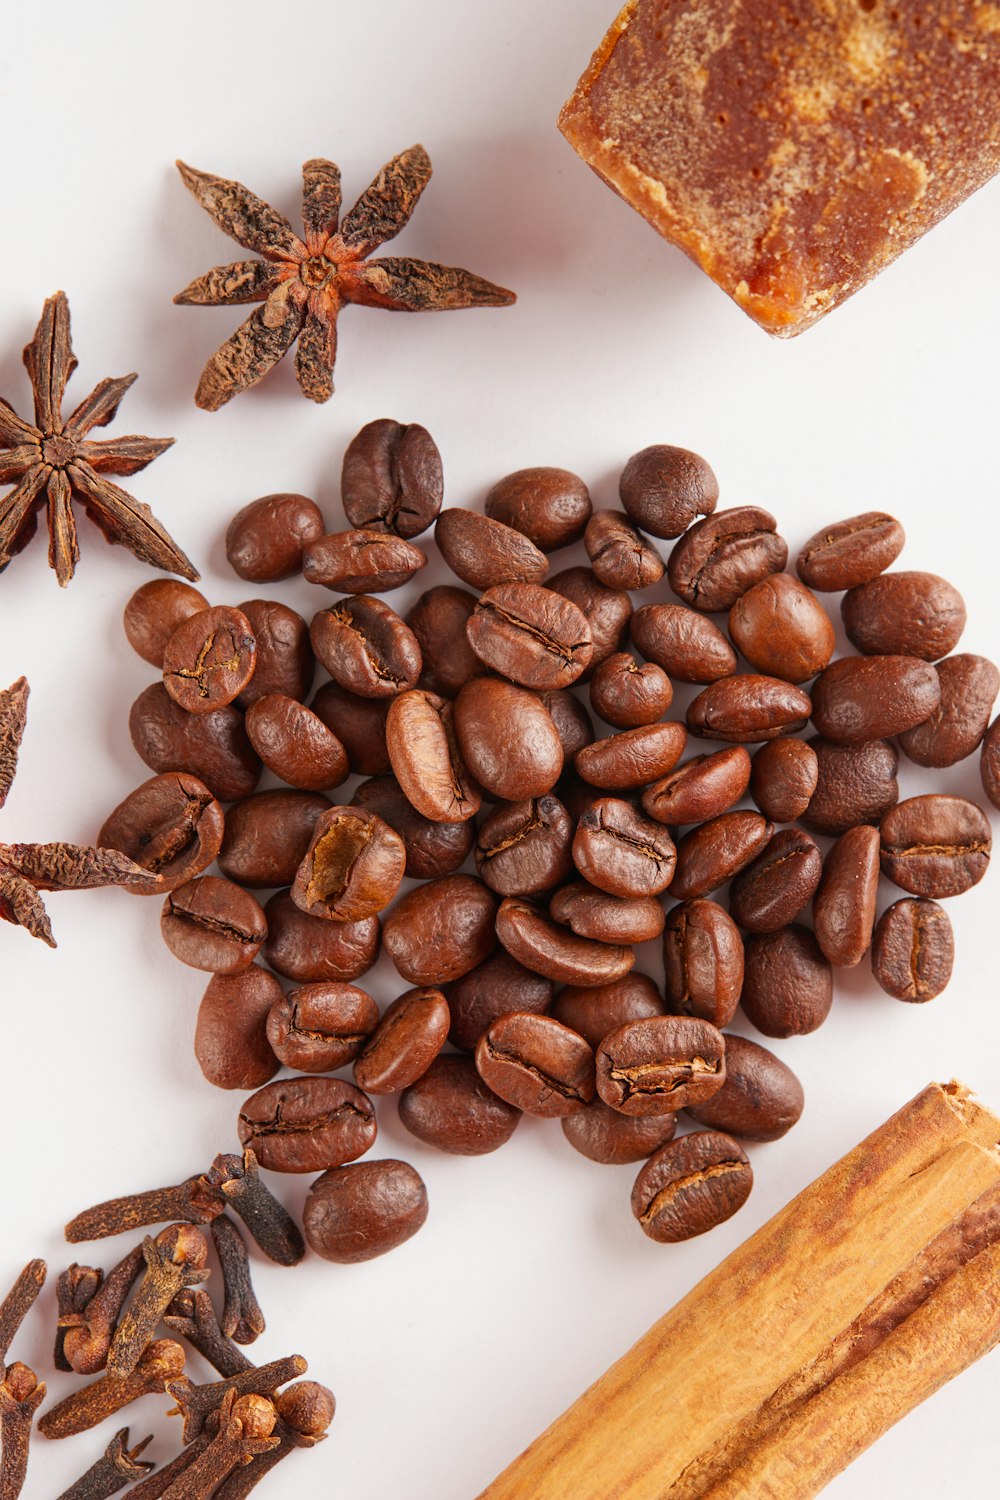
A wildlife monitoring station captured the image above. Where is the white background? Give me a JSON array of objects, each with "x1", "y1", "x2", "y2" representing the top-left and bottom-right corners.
[{"x1": 1, "y1": 1, "x2": 999, "y2": 1495}]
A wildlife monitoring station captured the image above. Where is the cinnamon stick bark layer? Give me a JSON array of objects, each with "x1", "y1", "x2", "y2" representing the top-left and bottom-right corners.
[{"x1": 477, "y1": 1081, "x2": 1000, "y2": 1500}]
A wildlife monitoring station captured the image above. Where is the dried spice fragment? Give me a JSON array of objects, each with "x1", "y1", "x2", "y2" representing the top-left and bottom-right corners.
[
  {"x1": 56, "y1": 1428, "x2": 154, "y2": 1500},
  {"x1": 0, "y1": 1362, "x2": 45, "y2": 1500},
  {"x1": 0, "y1": 1260, "x2": 45, "y2": 1368}
]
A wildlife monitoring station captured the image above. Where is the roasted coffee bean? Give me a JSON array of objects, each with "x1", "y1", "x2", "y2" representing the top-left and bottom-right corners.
[
  {"x1": 304, "y1": 1160, "x2": 428, "y2": 1262},
  {"x1": 871, "y1": 899, "x2": 955, "y2": 1002},
  {"x1": 749, "y1": 738, "x2": 818, "y2": 824},
  {"x1": 399, "y1": 1055, "x2": 522, "y2": 1155},
  {"x1": 310, "y1": 682, "x2": 391, "y2": 776},
  {"x1": 575, "y1": 722, "x2": 687, "y2": 791},
  {"x1": 354, "y1": 988, "x2": 450, "y2": 1094},
  {"x1": 161, "y1": 876, "x2": 267, "y2": 974},
  {"x1": 562, "y1": 1098, "x2": 677, "y2": 1165},
  {"x1": 310, "y1": 596, "x2": 422, "y2": 699},
  {"x1": 124, "y1": 579, "x2": 210, "y2": 667},
  {"x1": 813, "y1": 824, "x2": 880, "y2": 966},
  {"x1": 475, "y1": 795, "x2": 574, "y2": 896},
  {"x1": 484, "y1": 466, "x2": 592, "y2": 552},
  {"x1": 495, "y1": 897, "x2": 635, "y2": 987},
  {"x1": 584, "y1": 509, "x2": 664, "y2": 591},
  {"x1": 467, "y1": 582, "x2": 593, "y2": 689},
  {"x1": 238, "y1": 1077, "x2": 377, "y2": 1173},
  {"x1": 446, "y1": 952, "x2": 553, "y2": 1052},
  {"x1": 685, "y1": 1035, "x2": 804, "y2": 1141},
  {"x1": 99, "y1": 771, "x2": 224, "y2": 895},
  {"x1": 549, "y1": 883, "x2": 665, "y2": 944},
  {"x1": 898, "y1": 654, "x2": 1000, "y2": 768},
  {"x1": 662, "y1": 899, "x2": 743, "y2": 1027},
  {"x1": 642, "y1": 747, "x2": 751, "y2": 827},
  {"x1": 301, "y1": 528, "x2": 427, "y2": 593},
  {"x1": 236, "y1": 598, "x2": 314, "y2": 708},
  {"x1": 406, "y1": 586, "x2": 484, "y2": 698},
  {"x1": 218, "y1": 790, "x2": 332, "y2": 888},
  {"x1": 263, "y1": 891, "x2": 380, "y2": 984},
  {"x1": 385, "y1": 690, "x2": 481, "y2": 823},
  {"x1": 383, "y1": 875, "x2": 498, "y2": 985},
  {"x1": 618, "y1": 444, "x2": 718, "y2": 539},
  {"x1": 842, "y1": 571, "x2": 966, "y2": 660},
  {"x1": 541, "y1": 689, "x2": 595, "y2": 759},
  {"x1": 810, "y1": 655, "x2": 941, "y2": 744},
  {"x1": 668, "y1": 506, "x2": 787, "y2": 612},
  {"x1": 129, "y1": 684, "x2": 262, "y2": 803},
  {"x1": 879, "y1": 795, "x2": 991, "y2": 898},
  {"x1": 244, "y1": 694, "x2": 349, "y2": 791},
  {"x1": 454, "y1": 677, "x2": 563, "y2": 799},
  {"x1": 435, "y1": 507, "x2": 548, "y2": 589},
  {"x1": 226, "y1": 493, "x2": 326, "y2": 581},
  {"x1": 728, "y1": 829, "x2": 822, "y2": 933},
  {"x1": 548, "y1": 566, "x2": 631, "y2": 672},
  {"x1": 572, "y1": 798, "x2": 677, "y2": 899},
  {"x1": 671, "y1": 811, "x2": 773, "y2": 901},
  {"x1": 596, "y1": 1015, "x2": 726, "y2": 1116},
  {"x1": 588, "y1": 653, "x2": 672, "y2": 730},
  {"x1": 801, "y1": 736, "x2": 898, "y2": 835},
  {"x1": 796, "y1": 511, "x2": 905, "y2": 591},
  {"x1": 982, "y1": 716, "x2": 1000, "y2": 811},
  {"x1": 352, "y1": 776, "x2": 475, "y2": 881},
  {"x1": 630, "y1": 603, "x2": 737, "y2": 684},
  {"x1": 728, "y1": 574, "x2": 835, "y2": 684},
  {"x1": 632, "y1": 1131, "x2": 752, "y2": 1242},
  {"x1": 686, "y1": 675, "x2": 811, "y2": 743},
  {"x1": 163, "y1": 606, "x2": 257, "y2": 714},
  {"x1": 291, "y1": 806, "x2": 406, "y2": 921},
  {"x1": 475, "y1": 1012, "x2": 595, "y2": 1117},
  {"x1": 341, "y1": 418, "x2": 443, "y2": 538},
  {"x1": 266, "y1": 983, "x2": 380, "y2": 1072},
  {"x1": 549, "y1": 973, "x2": 665, "y2": 1051},
  {"x1": 742, "y1": 924, "x2": 833, "y2": 1037},
  {"x1": 195, "y1": 965, "x2": 282, "y2": 1091}
]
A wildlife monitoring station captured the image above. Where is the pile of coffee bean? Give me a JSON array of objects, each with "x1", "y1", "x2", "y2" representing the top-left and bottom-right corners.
[{"x1": 100, "y1": 422, "x2": 997, "y2": 1248}]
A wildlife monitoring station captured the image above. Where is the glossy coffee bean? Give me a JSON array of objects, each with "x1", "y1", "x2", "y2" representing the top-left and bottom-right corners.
[
  {"x1": 454, "y1": 677, "x2": 563, "y2": 799},
  {"x1": 352, "y1": 776, "x2": 475, "y2": 881},
  {"x1": 597, "y1": 1015, "x2": 726, "y2": 1116},
  {"x1": 99, "y1": 771, "x2": 225, "y2": 895},
  {"x1": 642, "y1": 747, "x2": 751, "y2": 828},
  {"x1": 304, "y1": 1160, "x2": 428, "y2": 1261},
  {"x1": 662, "y1": 899, "x2": 743, "y2": 1027},
  {"x1": 541, "y1": 690, "x2": 595, "y2": 759},
  {"x1": 584, "y1": 510, "x2": 664, "y2": 591},
  {"x1": 796, "y1": 511, "x2": 905, "y2": 591},
  {"x1": 301, "y1": 528, "x2": 427, "y2": 593},
  {"x1": 161, "y1": 876, "x2": 267, "y2": 974},
  {"x1": 982, "y1": 717, "x2": 1000, "y2": 811},
  {"x1": 266, "y1": 983, "x2": 380, "y2": 1072},
  {"x1": 801, "y1": 736, "x2": 898, "y2": 835},
  {"x1": 842, "y1": 572, "x2": 966, "y2": 660},
  {"x1": 341, "y1": 419, "x2": 443, "y2": 538},
  {"x1": 749, "y1": 738, "x2": 818, "y2": 824},
  {"x1": 386, "y1": 690, "x2": 481, "y2": 823},
  {"x1": 310, "y1": 597, "x2": 422, "y2": 699},
  {"x1": 685, "y1": 1035, "x2": 804, "y2": 1141},
  {"x1": 562, "y1": 1098, "x2": 677, "y2": 1165},
  {"x1": 310, "y1": 682, "x2": 391, "y2": 776},
  {"x1": 549, "y1": 883, "x2": 665, "y2": 944},
  {"x1": 218, "y1": 790, "x2": 331, "y2": 888},
  {"x1": 435, "y1": 507, "x2": 548, "y2": 589},
  {"x1": 476, "y1": 796, "x2": 574, "y2": 896},
  {"x1": 686, "y1": 675, "x2": 811, "y2": 743},
  {"x1": 589, "y1": 653, "x2": 673, "y2": 729},
  {"x1": 406, "y1": 586, "x2": 483, "y2": 698},
  {"x1": 263, "y1": 891, "x2": 379, "y2": 984},
  {"x1": 129, "y1": 684, "x2": 261, "y2": 803},
  {"x1": 467, "y1": 583, "x2": 594, "y2": 689},
  {"x1": 383, "y1": 875, "x2": 498, "y2": 985},
  {"x1": 810, "y1": 655, "x2": 940, "y2": 744},
  {"x1": 671, "y1": 811, "x2": 773, "y2": 901},
  {"x1": 354, "y1": 988, "x2": 450, "y2": 1094},
  {"x1": 548, "y1": 567, "x2": 631, "y2": 672},
  {"x1": 476, "y1": 1012, "x2": 595, "y2": 1117},
  {"x1": 226, "y1": 493, "x2": 325, "y2": 581},
  {"x1": 632, "y1": 1131, "x2": 751, "y2": 1241},
  {"x1": 195, "y1": 965, "x2": 282, "y2": 1091},
  {"x1": 668, "y1": 507, "x2": 787, "y2": 613},
  {"x1": 742, "y1": 924, "x2": 833, "y2": 1037},
  {"x1": 813, "y1": 825, "x2": 880, "y2": 966},
  {"x1": 238, "y1": 1077, "x2": 377, "y2": 1173},
  {"x1": 446, "y1": 952, "x2": 553, "y2": 1052},
  {"x1": 871, "y1": 899, "x2": 955, "y2": 1002},
  {"x1": 485, "y1": 466, "x2": 591, "y2": 551},
  {"x1": 495, "y1": 896, "x2": 634, "y2": 987},
  {"x1": 572, "y1": 798, "x2": 677, "y2": 898},
  {"x1": 728, "y1": 829, "x2": 822, "y2": 933},
  {"x1": 163, "y1": 606, "x2": 257, "y2": 714},
  {"x1": 236, "y1": 599, "x2": 314, "y2": 708},
  {"x1": 630, "y1": 603, "x2": 736, "y2": 684},
  {"x1": 123, "y1": 579, "x2": 210, "y2": 666},
  {"x1": 618, "y1": 444, "x2": 718, "y2": 539},
  {"x1": 399, "y1": 1055, "x2": 522, "y2": 1155},
  {"x1": 549, "y1": 973, "x2": 665, "y2": 1050},
  {"x1": 898, "y1": 654, "x2": 1000, "y2": 768},
  {"x1": 245, "y1": 694, "x2": 349, "y2": 791},
  {"x1": 880, "y1": 795, "x2": 991, "y2": 898},
  {"x1": 291, "y1": 806, "x2": 406, "y2": 922},
  {"x1": 575, "y1": 723, "x2": 687, "y2": 791},
  {"x1": 728, "y1": 574, "x2": 834, "y2": 684}
]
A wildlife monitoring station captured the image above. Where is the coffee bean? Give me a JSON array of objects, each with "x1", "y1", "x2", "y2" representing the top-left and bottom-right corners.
[
  {"x1": 435, "y1": 507, "x2": 549, "y2": 589},
  {"x1": 310, "y1": 597, "x2": 422, "y2": 699},
  {"x1": 584, "y1": 509, "x2": 664, "y2": 591},
  {"x1": 195, "y1": 965, "x2": 282, "y2": 1091},
  {"x1": 385, "y1": 689, "x2": 481, "y2": 823},
  {"x1": 618, "y1": 444, "x2": 718, "y2": 539},
  {"x1": 406, "y1": 586, "x2": 484, "y2": 698},
  {"x1": 549, "y1": 883, "x2": 665, "y2": 944},
  {"x1": 383, "y1": 875, "x2": 498, "y2": 985},
  {"x1": 749, "y1": 738, "x2": 818, "y2": 824},
  {"x1": 454, "y1": 677, "x2": 563, "y2": 799},
  {"x1": 341, "y1": 419, "x2": 443, "y2": 538},
  {"x1": 728, "y1": 574, "x2": 835, "y2": 684},
  {"x1": 475, "y1": 795, "x2": 574, "y2": 896},
  {"x1": 728, "y1": 829, "x2": 822, "y2": 933},
  {"x1": 541, "y1": 689, "x2": 595, "y2": 760},
  {"x1": 549, "y1": 973, "x2": 665, "y2": 1050},
  {"x1": 810, "y1": 655, "x2": 941, "y2": 744},
  {"x1": 796, "y1": 511, "x2": 905, "y2": 591},
  {"x1": 898, "y1": 654, "x2": 1000, "y2": 768},
  {"x1": 475, "y1": 1012, "x2": 595, "y2": 1117},
  {"x1": 589, "y1": 653, "x2": 673, "y2": 729},
  {"x1": 741, "y1": 924, "x2": 833, "y2": 1037},
  {"x1": 632, "y1": 1131, "x2": 752, "y2": 1241},
  {"x1": 446, "y1": 952, "x2": 553, "y2": 1052},
  {"x1": 129, "y1": 684, "x2": 262, "y2": 803},
  {"x1": 562, "y1": 1098, "x2": 677, "y2": 1165},
  {"x1": 310, "y1": 682, "x2": 391, "y2": 776},
  {"x1": 266, "y1": 982, "x2": 380, "y2": 1072},
  {"x1": 596, "y1": 1015, "x2": 726, "y2": 1116},
  {"x1": 668, "y1": 506, "x2": 787, "y2": 612},
  {"x1": 630, "y1": 603, "x2": 737, "y2": 684},
  {"x1": 236, "y1": 598, "x2": 315, "y2": 708},
  {"x1": 495, "y1": 896, "x2": 635, "y2": 987},
  {"x1": 352, "y1": 776, "x2": 475, "y2": 881},
  {"x1": 99, "y1": 771, "x2": 225, "y2": 895},
  {"x1": 304, "y1": 1160, "x2": 428, "y2": 1262},
  {"x1": 572, "y1": 798, "x2": 677, "y2": 898},
  {"x1": 399, "y1": 1055, "x2": 522, "y2": 1154},
  {"x1": 642, "y1": 747, "x2": 751, "y2": 827},
  {"x1": 218, "y1": 790, "x2": 332, "y2": 889},
  {"x1": 548, "y1": 566, "x2": 631, "y2": 672},
  {"x1": 685, "y1": 1035, "x2": 804, "y2": 1141},
  {"x1": 244, "y1": 694, "x2": 349, "y2": 791},
  {"x1": 163, "y1": 606, "x2": 257, "y2": 714},
  {"x1": 671, "y1": 811, "x2": 773, "y2": 901},
  {"x1": 686, "y1": 675, "x2": 811, "y2": 743},
  {"x1": 485, "y1": 467, "x2": 592, "y2": 552},
  {"x1": 982, "y1": 716, "x2": 1000, "y2": 811},
  {"x1": 354, "y1": 987, "x2": 450, "y2": 1094},
  {"x1": 291, "y1": 806, "x2": 406, "y2": 921},
  {"x1": 161, "y1": 876, "x2": 267, "y2": 973},
  {"x1": 226, "y1": 492, "x2": 326, "y2": 581},
  {"x1": 813, "y1": 824, "x2": 880, "y2": 966},
  {"x1": 574, "y1": 722, "x2": 687, "y2": 790},
  {"x1": 662, "y1": 899, "x2": 743, "y2": 1027},
  {"x1": 879, "y1": 795, "x2": 991, "y2": 898},
  {"x1": 238, "y1": 1077, "x2": 377, "y2": 1173},
  {"x1": 842, "y1": 571, "x2": 966, "y2": 660},
  {"x1": 123, "y1": 579, "x2": 210, "y2": 667},
  {"x1": 871, "y1": 898, "x2": 955, "y2": 1002},
  {"x1": 301, "y1": 528, "x2": 427, "y2": 593},
  {"x1": 800, "y1": 736, "x2": 898, "y2": 835},
  {"x1": 467, "y1": 582, "x2": 594, "y2": 689},
  {"x1": 263, "y1": 891, "x2": 380, "y2": 984}
]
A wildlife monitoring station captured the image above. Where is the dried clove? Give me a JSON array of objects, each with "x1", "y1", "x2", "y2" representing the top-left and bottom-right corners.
[
  {"x1": 106, "y1": 1228, "x2": 209, "y2": 1382},
  {"x1": 213, "y1": 1382, "x2": 336, "y2": 1499},
  {"x1": 39, "y1": 1339, "x2": 186, "y2": 1440},
  {"x1": 206, "y1": 1152, "x2": 304, "y2": 1266},
  {"x1": 54, "y1": 1266, "x2": 103, "y2": 1373},
  {"x1": 163, "y1": 1290, "x2": 252, "y2": 1379},
  {"x1": 60, "y1": 1246, "x2": 145, "y2": 1376},
  {"x1": 211, "y1": 1217, "x2": 264, "y2": 1345},
  {"x1": 159, "y1": 1391, "x2": 278, "y2": 1498},
  {"x1": 55, "y1": 1427, "x2": 154, "y2": 1500},
  {"x1": 0, "y1": 1261, "x2": 46, "y2": 1369},
  {"x1": 166, "y1": 1353, "x2": 307, "y2": 1444},
  {"x1": 65, "y1": 1178, "x2": 225, "y2": 1244},
  {"x1": 0, "y1": 1362, "x2": 45, "y2": 1500}
]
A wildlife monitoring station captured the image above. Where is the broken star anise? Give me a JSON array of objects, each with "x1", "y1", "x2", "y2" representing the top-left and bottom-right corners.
[
  {"x1": 0, "y1": 676, "x2": 158, "y2": 947},
  {"x1": 0, "y1": 292, "x2": 198, "y2": 588},
  {"x1": 174, "y1": 144, "x2": 516, "y2": 409}
]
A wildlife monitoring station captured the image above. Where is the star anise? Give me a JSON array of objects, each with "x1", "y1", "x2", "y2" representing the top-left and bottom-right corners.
[
  {"x1": 0, "y1": 676, "x2": 158, "y2": 947},
  {"x1": 0, "y1": 292, "x2": 198, "y2": 587},
  {"x1": 174, "y1": 145, "x2": 515, "y2": 409}
]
